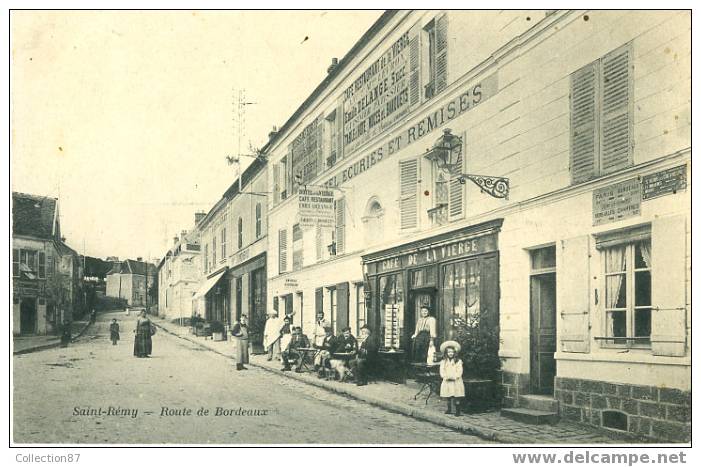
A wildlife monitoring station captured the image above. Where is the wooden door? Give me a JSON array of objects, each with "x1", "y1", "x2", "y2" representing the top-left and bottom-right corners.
[{"x1": 530, "y1": 273, "x2": 557, "y2": 394}]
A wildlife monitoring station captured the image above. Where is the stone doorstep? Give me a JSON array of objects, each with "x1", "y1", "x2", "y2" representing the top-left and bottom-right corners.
[
  {"x1": 501, "y1": 407, "x2": 559, "y2": 425},
  {"x1": 154, "y1": 323, "x2": 616, "y2": 444},
  {"x1": 519, "y1": 394, "x2": 559, "y2": 413}
]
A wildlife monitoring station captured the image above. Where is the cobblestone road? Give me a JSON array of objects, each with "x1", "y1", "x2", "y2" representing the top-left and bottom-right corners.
[{"x1": 13, "y1": 311, "x2": 489, "y2": 444}]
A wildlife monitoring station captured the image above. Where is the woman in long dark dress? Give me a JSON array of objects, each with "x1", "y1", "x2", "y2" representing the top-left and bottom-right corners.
[
  {"x1": 411, "y1": 306, "x2": 437, "y2": 363},
  {"x1": 230, "y1": 315, "x2": 249, "y2": 370},
  {"x1": 133, "y1": 310, "x2": 153, "y2": 357},
  {"x1": 110, "y1": 319, "x2": 120, "y2": 345}
]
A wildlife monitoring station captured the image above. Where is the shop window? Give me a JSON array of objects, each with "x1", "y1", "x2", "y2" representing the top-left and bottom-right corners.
[
  {"x1": 379, "y1": 274, "x2": 404, "y2": 348},
  {"x1": 442, "y1": 259, "x2": 481, "y2": 329},
  {"x1": 570, "y1": 43, "x2": 633, "y2": 184},
  {"x1": 603, "y1": 239, "x2": 651, "y2": 347},
  {"x1": 255, "y1": 203, "x2": 262, "y2": 239}
]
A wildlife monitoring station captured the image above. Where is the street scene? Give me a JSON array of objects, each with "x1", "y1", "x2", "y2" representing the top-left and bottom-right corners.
[{"x1": 10, "y1": 9, "x2": 691, "y2": 447}]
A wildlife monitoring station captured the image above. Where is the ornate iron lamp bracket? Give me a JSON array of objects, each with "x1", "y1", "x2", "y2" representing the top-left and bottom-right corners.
[{"x1": 457, "y1": 174, "x2": 510, "y2": 199}]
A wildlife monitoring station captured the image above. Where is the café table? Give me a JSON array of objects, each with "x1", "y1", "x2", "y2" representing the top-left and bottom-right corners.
[
  {"x1": 295, "y1": 347, "x2": 319, "y2": 372},
  {"x1": 410, "y1": 362, "x2": 441, "y2": 404}
]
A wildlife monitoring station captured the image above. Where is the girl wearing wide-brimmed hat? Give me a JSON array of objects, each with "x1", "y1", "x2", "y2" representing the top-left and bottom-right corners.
[{"x1": 439, "y1": 340, "x2": 465, "y2": 416}]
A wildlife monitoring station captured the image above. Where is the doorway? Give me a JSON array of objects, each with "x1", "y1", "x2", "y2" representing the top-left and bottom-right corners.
[
  {"x1": 20, "y1": 298, "x2": 37, "y2": 335},
  {"x1": 407, "y1": 290, "x2": 435, "y2": 355},
  {"x1": 529, "y1": 246, "x2": 557, "y2": 395}
]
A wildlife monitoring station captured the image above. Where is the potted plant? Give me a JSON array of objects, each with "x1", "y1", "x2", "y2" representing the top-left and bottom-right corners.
[
  {"x1": 210, "y1": 320, "x2": 226, "y2": 341},
  {"x1": 451, "y1": 313, "x2": 504, "y2": 412}
]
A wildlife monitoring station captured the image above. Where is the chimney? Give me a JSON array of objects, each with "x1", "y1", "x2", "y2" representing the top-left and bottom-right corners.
[
  {"x1": 173, "y1": 235, "x2": 179, "y2": 245},
  {"x1": 137, "y1": 257, "x2": 143, "y2": 262},
  {"x1": 327, "y1": 57, "x2": 339, "y2": 74},
  {"x1": 181, "y1": 230, "x2": 188, "y2": 241},
  {"x1": 194, "y1": 211, "x2": 206, "y2": 225},
  {"x1": 268, "y1": 125, "x2": 278, "y2": 140}
]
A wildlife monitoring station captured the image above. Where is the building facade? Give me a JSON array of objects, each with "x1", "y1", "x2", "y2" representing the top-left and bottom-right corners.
[
  {"x1": 263, "y1": 10, "x2": 690, "y2": 441},
  {"x1": 105, "y1": 258, "x2": 157, "y2": 307},
  {"x1": 158, "y1": 215, "x2": 203, "y2": 323},
  {"x1": 12, "y1": 192, "x2": 84, "y2": 335},
  {"x1": 193, "y1": 158, "x2": 269, "y2": 345}
]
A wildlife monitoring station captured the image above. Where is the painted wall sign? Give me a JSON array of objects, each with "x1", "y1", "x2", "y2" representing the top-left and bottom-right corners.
[
  {"x1": 371, "y1": 232, "x2": 497, "y2": 275},
  {"x1": 642, "y1": 165, "x2": 687, "y2": 200},
  {"x1": 324, "y1": 73, "x2": 499, "y2": 188},
  {"x1": 290, "y1": 117, "x2": 323, "y2": 188},
  {"x1": 593, "y1": 178, "x2": 642, "y2": 226},
  {"x1": 284, "y1": 278, "x2": 299, "y2": 288},
  {"x1": 298, "y1": 188, "x2": 335, "y2": 228}
]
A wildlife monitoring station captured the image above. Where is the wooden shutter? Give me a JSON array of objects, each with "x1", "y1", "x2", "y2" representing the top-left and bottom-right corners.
[
  {"x1": 399, "y1": 158, "x2": 419, "y2": 230},
  {"x1": 273, "y1": 163, "x2": 281, "y2": 204},
  {"x1": 336, "y1": 282, "x2": 350, "y2": 334},
  {"x1": 335, "y1": 198, "x2": 346, "y2": 254},
  {"x1": 315, "y1": 224, "x2": 323, "y2": 261},
  {"x1": 557, "y1": 235, "x2": 591, "y2": 353},
  {"x1": 600, "y1": 44, "x2": 633, "y2": 175},
  {"x1": 651, "y1": 215, "x2": 687, "y2": 356},
  {"x1": 315, "y1": 287, "x2": 324, "y2": 320},
  {"x1": 448, "y1": 131, "x2": 465, "y2": 221},
  {"x1": 336, "y1": 103, "x2": 345, "y2": 160},
  {"x1": 570, "y1": 62, "x2": 599, "y2": 184},
  {"x1": 278, "y1": 229, "x2": 287, "y2": 273},
  {"x1": 435, "y1": 13, "x2": 449, "y2": 94},
  {"x1": 409, "y1": 28, "x2": 421, "y2": 106}
]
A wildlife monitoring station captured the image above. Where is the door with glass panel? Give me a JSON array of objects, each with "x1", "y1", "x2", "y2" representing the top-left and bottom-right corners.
[{"x1": 530, "y1": 246, "x2": 557, "y2": 394}]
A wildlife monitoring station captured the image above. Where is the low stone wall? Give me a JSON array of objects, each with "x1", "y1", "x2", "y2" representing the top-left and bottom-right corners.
[
  {"x1": 555, "y1": 377, "x2": 690, "y2": 442},
  {"x1": 501, "y1": 371, "x2": 529, "y2": 408}
]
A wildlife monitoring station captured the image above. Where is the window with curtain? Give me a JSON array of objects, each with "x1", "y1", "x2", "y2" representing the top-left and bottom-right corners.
[
  {"x1": 604, "y1": 240, "x2": 651, "y2": 346},
  {"x1": 441, "y1": 259, "x2": 481, "y2": 329}
]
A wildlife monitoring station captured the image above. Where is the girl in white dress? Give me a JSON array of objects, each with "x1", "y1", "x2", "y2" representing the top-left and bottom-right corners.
[{"x1": 439, "y1": 340, "x2": 465, "y2": 416}]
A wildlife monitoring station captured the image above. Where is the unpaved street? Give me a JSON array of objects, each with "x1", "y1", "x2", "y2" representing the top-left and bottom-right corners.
[{"x1": 13, "y1": 311, "x2": 487, "y2": 444}]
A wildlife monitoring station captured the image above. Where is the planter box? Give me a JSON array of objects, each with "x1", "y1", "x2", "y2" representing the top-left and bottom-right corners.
[{"x1": 463, "y1": 378, "x2": 500, "y2": 413}]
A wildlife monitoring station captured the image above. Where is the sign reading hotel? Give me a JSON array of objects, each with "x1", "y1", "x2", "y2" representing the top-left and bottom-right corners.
[
  {"x1": 341, "y1": 29, "x2": 415, "y2": 156},
  {"x1": 298, "y1": 187, "x2": 335, "y2": 228},
  {"x1": 593, "y1": 178, "x2": 642, "y2": 226}
]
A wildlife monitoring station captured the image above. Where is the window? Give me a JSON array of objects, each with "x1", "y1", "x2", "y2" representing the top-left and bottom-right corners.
[
  {"x1": 329, "y1": 287, "x2": 337, "y2": 330},
  {"x1": 255, "y1": 203, "x2": 262, "y2": 239},
  {"x1": 274, "y1": 157, "x2": 288, "y2": 204},
  {"x1": 38, "y1": 252, "x2": 46, "y2": 279},
  {"x1": 570, "y1": 44, "x2": 633, "y2": 184},
  {"x1": 221, "y1": 227, "x2": 227, "y2": 258},
  {"x1": 325, "y1": 110, "x2": 340, "y2": 168},
  {"x1": 335, "y1": 198, "x2": 346, "y2": 255},
  {"x1": 13, "y1": 249, "x2": 19, "y2": 277},
  {"x1": 204, "y1": 244, "x2": 209, "y2": 274},
  {"x1": 238, "y1": 217, "x2": 243, "y2": 249},
  {"x1": 363, "y1": 199, "x2": 385, "y2": 245},
  {"x1": 356, "y1": 283, "x2": 366, "y2": 332},
  {"x1": 379, "y1": 274, "x2": 404, "y2": 348},
  {"x1": 442, "y1": 260, "x2": 480, "y2": 328},
  {"x1": 278, "y1": 229, "x2": 288, "y2": 273},
  {"x1": 603, "y1": 240, "x2": 651, "y2": 347},
  {"x1": 212, "y1": 236, "x2": 217, "y2": 265},
  {"x1": 292, "y1": 223, "x2": 303, "y2": 271},
  {"x1": 423, "y1": 14, "x2": 448, "y2": 99}
]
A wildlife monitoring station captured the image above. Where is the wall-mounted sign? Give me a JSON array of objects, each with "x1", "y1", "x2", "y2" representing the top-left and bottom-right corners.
[
  {"x1": 298, "y1": 188, "x2": 335, "y2": 228},
  {"x1": 384, "y1": 303, "x2": 402, "y2": 349},
  {"x1": 593, "y1": 178, "x2": 642, "y2": 226},
  {"x1": 642, "y1": 164, "x2": 687, "y2": 201},
  {"x1": 284, "y1": 278, "x2": 299, "y2": 289}
]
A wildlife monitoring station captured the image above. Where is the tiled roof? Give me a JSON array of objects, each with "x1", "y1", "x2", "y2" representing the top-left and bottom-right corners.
[
  {"x1": 12, "y1": 192, "x2": 58, "y2": 239},
  {"x1": 107, "y1": 259, "x2": 157, "y2": 276},
  {"x1": 55, "y1": 241, "x2": 78, "y2": 257}
]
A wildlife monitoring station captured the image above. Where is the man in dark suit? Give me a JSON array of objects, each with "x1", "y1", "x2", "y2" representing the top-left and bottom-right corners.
[
  {"x1": 352, "y1": 325, "x2": 379, "y2": 386},
  {"x1": 330, "y1": 327, "x2": 358, "y2": 382},
  {"x1": 282, "y1": 326, "x2": 310, "y2": 372}
]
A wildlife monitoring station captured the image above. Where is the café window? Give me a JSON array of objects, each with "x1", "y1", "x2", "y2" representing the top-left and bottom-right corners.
[
  {"x1": 603, "y1": 239, "x2": 652, "y2": 347},
  {"x1": 410, "y1": 266, "x2": 437, "y2": 289},
  {"x1": 379, "y1": 273, "x2": 405, "y2": 348},
  {"x1": 441, "y1": 259, "x2": 481, "y2": 328}
]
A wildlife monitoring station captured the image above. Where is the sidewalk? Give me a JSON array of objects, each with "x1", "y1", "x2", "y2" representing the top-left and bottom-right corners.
[
  {"x1": 13, "y1": 319, "x2": 92, "y2": 355},
  {"x1": 153, "y1": 317, "x2": 628, "y2": 444}
]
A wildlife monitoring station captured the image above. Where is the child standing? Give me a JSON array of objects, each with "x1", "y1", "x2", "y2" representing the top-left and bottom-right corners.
[
  {"x1": 439, "y1": 340, "x2": 465, "y2": 416},
  {"x1": 110, "y1": 319, "x2": 120, "y2": 345}
]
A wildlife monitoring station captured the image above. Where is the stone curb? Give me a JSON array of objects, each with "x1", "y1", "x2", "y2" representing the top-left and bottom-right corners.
[
  {"x1": 13, "y1": 320, "x2": 93, "y2": 356},
  {"x1": 154, "y1": 321, "x2": 531, "y2": 444}
]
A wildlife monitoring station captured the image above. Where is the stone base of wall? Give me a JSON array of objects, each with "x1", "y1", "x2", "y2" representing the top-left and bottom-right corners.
[
  {"x1": 555, "y1": 377, "x2": 690, "y2": 442},
  {"x1": 501, "y1": 371, "x2": 529, "y2": 407}
]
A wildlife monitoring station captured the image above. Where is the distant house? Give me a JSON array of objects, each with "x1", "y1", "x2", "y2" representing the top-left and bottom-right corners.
[
  {"x1": 105, "y1": 258, "x2": 157, "y2": 307},
  {"x1": 12, "y1": 192, "x2": 83, "y2": 335}
]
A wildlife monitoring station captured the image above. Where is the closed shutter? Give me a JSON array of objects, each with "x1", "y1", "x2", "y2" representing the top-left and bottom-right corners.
[
  {"x1": 335, "y1": 198, "x2": 346, "y2": 254},
  {"x1": 557, "y1": 235, "x2": 591, "y2": 353},
  {"x1": 651, "y1": 216, "x2": 687, "y2": 356},
  {"x1": 336, "y1": 103, "x2": 345, "y2": 160},
  {"x1": 600, "y1": 44, "x2": 633, "y2": 175},
  {"x1": 448, "y1": 132, "x2": 465, "y2": 221},
  {"x1": 273, "y1": 163, "x2": 281, "y2": 204},
  {"x1": 435, "y1": 13, "x2": 449, "y2": 94},
  {"x1": 570, "y1": 62, "x2": 599, "y2": 184},
  {"x1": 399, "y1": 158, "x2": 419, "y2": 230},
  {"x1": 315, "y1": 224, "x2": 323, "y2": 261},
  {"x1": 315, "y1": 287, "x2": 324, "y2": 320},
  {"x1": 336, "y1": 282, "x2": 350, "y2": 334},
  {"x1": 278, "y1": 229, "x2": 287, "y2": 273},
  {"x1": 409, "y1": 29, "x2": 421, "y2": 106}
]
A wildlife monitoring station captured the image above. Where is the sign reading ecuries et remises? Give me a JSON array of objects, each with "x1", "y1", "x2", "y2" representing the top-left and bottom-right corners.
[
  {"x1": 642, "y1": 165, "x2": 687, "y2": 200},
  {"x1": 593, "y1": 178, "x2": 642, "y2": 226},
  {"x1": 298, "y1": 188, "x2": 335, "y2": 228}
]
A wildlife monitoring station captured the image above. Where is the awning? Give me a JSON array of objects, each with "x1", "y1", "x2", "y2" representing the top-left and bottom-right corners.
[{"x1": 192, "y1": 269, "x2": 227, "y2": 300}]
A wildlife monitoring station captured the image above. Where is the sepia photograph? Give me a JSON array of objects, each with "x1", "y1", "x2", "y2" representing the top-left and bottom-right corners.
[{"x1": 8, "y1": 6, "x2": 692, "y2": 454}]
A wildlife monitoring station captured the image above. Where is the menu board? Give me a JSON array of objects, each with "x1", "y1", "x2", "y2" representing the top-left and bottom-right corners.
[{"x1": 384, "y1": 303, "x2": 402, "y2": 349}]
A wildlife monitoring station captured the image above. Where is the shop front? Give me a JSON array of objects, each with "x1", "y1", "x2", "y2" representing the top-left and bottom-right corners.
[
  {"x1": 228, "y1": 253, "x2": 267, "y2": 350},
  {"x1": 362, "y1": 219, "x2": 502, "y2": 363}
]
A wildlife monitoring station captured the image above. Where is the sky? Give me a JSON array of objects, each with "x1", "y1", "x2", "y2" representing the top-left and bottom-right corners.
[{"x1": 10, "y1": 10, "x2": 383, "y2": 261}]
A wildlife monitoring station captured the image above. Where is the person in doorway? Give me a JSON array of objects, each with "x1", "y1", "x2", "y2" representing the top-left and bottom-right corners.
[
  {"x1": 110, "y1": 319, "x2": 120, "y2": 345},
  {"x1": 133, "y1": 310, "x2": 153, "y2": 358},
  {"x1": 312, "y1": 310, "x2": 330, "y2": 348},
  {"x1": 231, "y1": 314, "x2": 250, "y2": 370},
  {"x1": 60, "y1": 319, "x2": 71, "y2": 348},
  {"x1": 351, "y1": 325, "x2": 379, "y2": 386},
  {"x1": 439, "y1": 340, "x2": 465, "y2": 416},
  {"x1": 411, "y1": 305, "x2": 437, "y2": 363},
  {"x1": 263, "y1": 312, "x2": 282, "y2": 361},
  {"x1": 282, "y1": 326, "x2": 310, "y2": 372}
]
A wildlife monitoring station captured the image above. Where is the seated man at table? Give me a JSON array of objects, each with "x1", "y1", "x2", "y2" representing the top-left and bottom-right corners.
[
  {"x1": 329, "y1": 327, "x2": 358, "y2": 382},
  {"x1": 351, "y1": 325, "x2": 379, "y2": 386},
  {"x1": 314, "y1": 326, "x2": 336, "y2": 377},
  {"x1": 282, "y1": 326, "x2": 310, "y2": 372}
]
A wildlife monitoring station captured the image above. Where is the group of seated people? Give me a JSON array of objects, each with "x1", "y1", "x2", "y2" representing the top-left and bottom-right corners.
[{"x1": 279, "y1": 312, "x2": 378, "y2": 386}]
